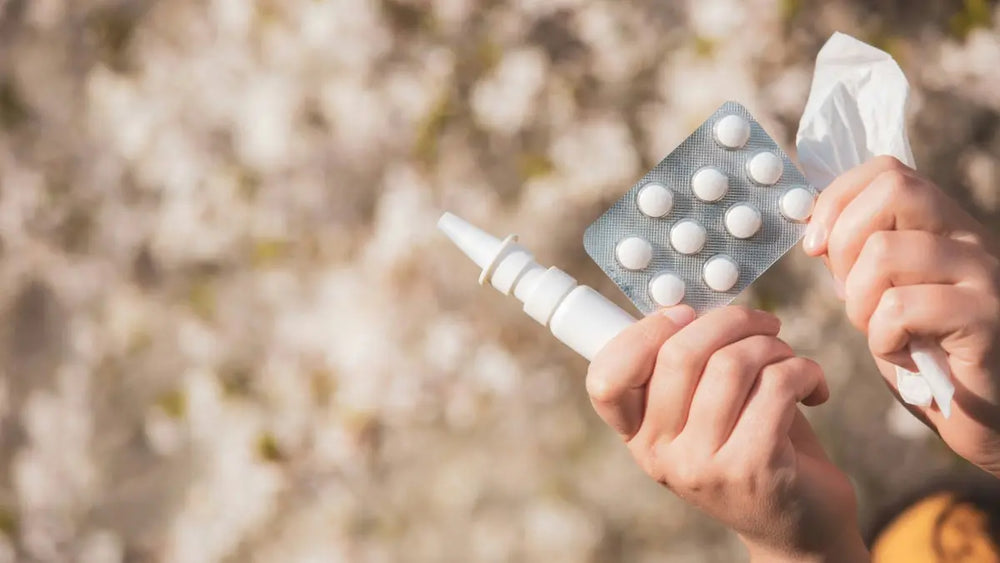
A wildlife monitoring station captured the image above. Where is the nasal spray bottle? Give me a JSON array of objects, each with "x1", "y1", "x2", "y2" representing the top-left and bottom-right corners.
[{"x1": 438, "y1": 213, "x2": 636, "y2": 361}]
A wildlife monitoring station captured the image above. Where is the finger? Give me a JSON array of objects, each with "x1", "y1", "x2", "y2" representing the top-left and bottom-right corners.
[
  {"x1": 803, "y1": 155, "x2": 911, "y2": 256},
  {"x1": 867, "y1": 285, "x2": 999, "y2": 365},
  {"x1": 722, "y1": 357, "x2": 827, "y2": 461},
  {"x1": 844, "y1": 231, "x2": 999, "y2": 332},
  {"x1": 587, "y1": 306, "x2": 696, "y2": 439},
  {"x1": 787, "y1": 409, "x2": 831, "y2": 462},
  {"x1": 684, "y1": 335, "x2": 795, "y2": 452},
  {"x1": 634, "y1": 306, "x2": 782, "y2": 446},
  {"x1": 826, "y1": 171, "x2": 958, "y2": 283}
]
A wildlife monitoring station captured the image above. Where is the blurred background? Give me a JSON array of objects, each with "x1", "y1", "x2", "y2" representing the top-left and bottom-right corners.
[{"x1": 0, "y1": 0, "x2": 999, "y2": 561}]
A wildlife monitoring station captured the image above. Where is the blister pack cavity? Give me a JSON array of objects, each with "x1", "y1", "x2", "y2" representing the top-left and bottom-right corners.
[{"x1": 583, "y1": 101, "x2": 817, "y2": 315}]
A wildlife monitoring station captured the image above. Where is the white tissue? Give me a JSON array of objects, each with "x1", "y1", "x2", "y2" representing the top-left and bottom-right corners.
[
  {"x1": 795, "y1": 32, "x2": 954, "y2": 417},
  {"x1": 797, "y1": 32, "x2": 915, "y2": 187}
]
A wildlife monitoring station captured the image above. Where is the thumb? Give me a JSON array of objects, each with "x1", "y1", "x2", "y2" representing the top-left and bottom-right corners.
[{"x1": 587, "y1": 305, "x2": 696, "y2": 439}]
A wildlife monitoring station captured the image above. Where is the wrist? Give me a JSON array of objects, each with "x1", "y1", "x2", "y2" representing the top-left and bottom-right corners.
[{"x1": 742, "y1": 530, "x2": 870, "y2": 563}]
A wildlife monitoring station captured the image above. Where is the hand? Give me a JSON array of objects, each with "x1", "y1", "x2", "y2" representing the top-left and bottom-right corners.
[
  {"x1": 587, "y1": 305, "x2": 867, "y2": 562},
  {"x1": 803, "y1": 155, "x2": 1000, "y2": 474}
]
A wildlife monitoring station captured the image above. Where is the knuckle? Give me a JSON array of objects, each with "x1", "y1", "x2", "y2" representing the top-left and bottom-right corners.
[
  {"x1": 637, "y1": 439, "x2": 672, "y2": 484},
  {"x1": 876, "y1": 169, "x2": 916, "y2": 201},
  {"x1": 761, "y1": 361, "x2": 797, "y2": 398},
  {"x1": 708, "y1": 349, "x2": 743, "y2": 378},
  {"x1": 789, "y1": 357, "x2": 821, "y2": 391},
  {"x1": 878, "y1": 286, "x2": 906, "y2": 318},
  {"x1": 863, "y1": 231, "x2": 894, "y2": 264},
  {"x1": 658, "y1": 339, "x2": 697, "y2": 377},
  {"x1": 669, "y1": 458, "x2": 710, "y2": 493},
  {"x1": 874, "y1": 154, "x2": 908, "y2": 172},
  {"x1": 798, "y1": 356, "x2": 821, "y2": 374},
  {"x1": 649, "y1": 438, "x2": 721, "y2": 493}
]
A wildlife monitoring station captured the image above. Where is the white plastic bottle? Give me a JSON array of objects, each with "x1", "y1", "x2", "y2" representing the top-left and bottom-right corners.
[{"x1": 438, "y1": 213, "x2": 636, "y2": 361}]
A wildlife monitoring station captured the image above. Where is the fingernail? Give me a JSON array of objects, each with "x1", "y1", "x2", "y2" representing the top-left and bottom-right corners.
[
  {"x1": 661, "y1": 305, "x2": 696, "y2": 327},
  {"x1": 802, "y1": 221, "x2": 826, "y2": 254}
]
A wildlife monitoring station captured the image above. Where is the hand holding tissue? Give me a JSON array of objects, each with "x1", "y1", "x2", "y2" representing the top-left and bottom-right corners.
[
  {"x1": 798, "y1": 34, "x2": 1000, "y2": 476},
  {"x1": 796, "y1": 32, "x2": 955, "y2": 416}
]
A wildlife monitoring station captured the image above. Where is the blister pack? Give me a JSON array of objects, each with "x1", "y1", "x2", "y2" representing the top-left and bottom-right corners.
[{"x1": 583, "y1": 101, "x2": 817, "y2": 315}]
